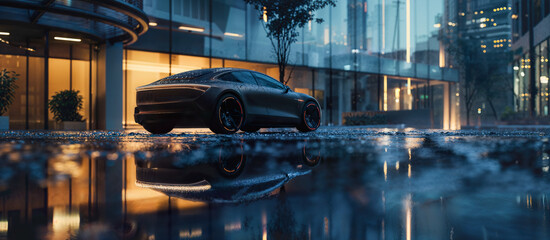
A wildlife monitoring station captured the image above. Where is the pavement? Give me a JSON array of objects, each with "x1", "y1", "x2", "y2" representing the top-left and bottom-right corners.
[{"x1": 0, "y1": 127, "x2": 549, "y2": 239}]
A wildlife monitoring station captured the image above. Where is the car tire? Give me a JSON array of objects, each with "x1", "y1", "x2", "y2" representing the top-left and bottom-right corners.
[
  {"x1": 210, "y1": 93, "x2": 244, "y2": 134},
  {"x1": 297, "y1": 101, "x2": 321, "y2": 132},
  {"x1": 241, "y1": 126, "x2": 260, "y2": 133},
  {"x1": 143, "y1": 122, "x2": 174, "y2": 134}
]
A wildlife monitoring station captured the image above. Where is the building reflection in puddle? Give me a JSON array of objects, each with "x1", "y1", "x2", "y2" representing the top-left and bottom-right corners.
[{"x1": 1, "y1": 135, "x2": 550, "y2": 239}]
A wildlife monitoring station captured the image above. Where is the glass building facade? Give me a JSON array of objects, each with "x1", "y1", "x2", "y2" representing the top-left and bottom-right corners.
[
  {"x1": 511, "y1": 0, "x2": 550, "y2": 116},
  {"x1": 0, "y1": 0, "x2": 460, "y2": 130}
]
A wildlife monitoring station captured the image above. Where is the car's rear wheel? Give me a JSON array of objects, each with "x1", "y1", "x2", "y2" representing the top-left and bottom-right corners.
[
  {"x1": 241, "y1": 126, "x2": 260, "y2": 133},
  {"x1": 297, "y1": 101, "x2": 321, "y2": 132},
  {"x1": 143, "y1": 122, "x2": 174, "y2": 134},
  {"x1": 210, "y1": 94, "x2": 244, "y2": 134}
]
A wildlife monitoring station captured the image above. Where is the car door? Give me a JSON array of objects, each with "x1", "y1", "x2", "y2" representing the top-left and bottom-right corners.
[
  {"x1": 250, "y1": 72, "x2": 300, "y2": 124},
  {"x1": 218, "y1": 71, "x2": 269, "y2": 123}
]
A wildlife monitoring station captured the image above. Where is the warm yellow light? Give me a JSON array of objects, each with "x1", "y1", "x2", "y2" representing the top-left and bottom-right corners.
[
  {"x1": 54, "y1": 36, "x2": 81, "y2": 42},
  {"x1": 0, "y1": 32, "x2": 9, "y2": 36},
  {"x1": 433, "y1": 23, "x2": 441, "y2": 28},
  {"x1": 407, "y1": 78, "x2": 411, "y2": 95},
  {"x1": 148, "y1": 22, "x2": 158, "y2": 27},
  {"x1": 179, "y1": 26, "x2": 204, "y2": 32},
  {"x1": 263, "y1": 7, "x2": 268, "y2": 22},
  {"x1": 0, "y1": 220, "x2": 7, "y2": 233},
  {"x1": 180, "y1": 229, "x2": 202, "y2": 238},
  {"x1": 53, "y1": 208, "x2": 80, "y2": 231},
  {"x1": 541, "y1": 76, "x2": 549, "y2": 84},
  {"x1": 383, "y1": 76, "x2": 388, "y2": 111},
  {"x1": 480, "y1": 23, "x2": 486, "y2": 28},
  {"x1": 396, "y1": 161, "x2": 400, "y2": 170},
  {"x1": 493, "y1": 23, "x2": 497, "y2": 26},
  {"x1": 224, "y1": 32, "x2": 243, "y2": 38}
]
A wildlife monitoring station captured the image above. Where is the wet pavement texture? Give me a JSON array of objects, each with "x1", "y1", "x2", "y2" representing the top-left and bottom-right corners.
[{"x1": 0, "y1": 128, "x2": 550, "y2": 239}]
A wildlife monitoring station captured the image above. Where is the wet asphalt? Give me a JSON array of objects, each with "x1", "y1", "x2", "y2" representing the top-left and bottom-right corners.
[{"x1": 0, "y1": 127, "x2": 549, "y2": 240}]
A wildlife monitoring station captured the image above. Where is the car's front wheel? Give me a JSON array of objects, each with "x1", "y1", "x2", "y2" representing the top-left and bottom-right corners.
[
  {"x1": 210, "y1": 94, "x2": 244, "y2": 134},
  {"x1": 297, "y1": 101, "x2": 321, "y2": 132},
  {"x1": 143, "y1": 122, "x2": 174, "y2": 134}
]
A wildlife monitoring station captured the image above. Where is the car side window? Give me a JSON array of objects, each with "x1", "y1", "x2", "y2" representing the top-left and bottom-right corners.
[
  {"x1": 218, "y1": 72, "x2": 241, "y2": 83},
  {"x1": 232, "y1": 71, "x2": 258, "y2": 85},
  {"x1": 251, "y1": 72, "x2": 286, "y2": 90}
]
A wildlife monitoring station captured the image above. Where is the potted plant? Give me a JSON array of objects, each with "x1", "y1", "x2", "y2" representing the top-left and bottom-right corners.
[
  {"x1": 48, "y1": 89, "x2": 86, "y2": 130},
  {"x1": 0, "y1": 69, "x2": 18, "y2": 130}
]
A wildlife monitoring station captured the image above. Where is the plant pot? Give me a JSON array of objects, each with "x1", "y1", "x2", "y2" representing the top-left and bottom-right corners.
[
  {"x1": 55, "y1": 121, "x2": 87, "y2": 131},
  {"x1": 0, "y1": 116, "x2": 8, "y2": 130}
]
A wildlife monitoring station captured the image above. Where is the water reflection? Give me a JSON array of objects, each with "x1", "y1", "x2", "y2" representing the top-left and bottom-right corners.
[
  {"x1": 0, "y1": 132, "x2": 549, "y2": 239},
  {"x1": 135, "y1": 141, "x2": 321, "y2": 202}
]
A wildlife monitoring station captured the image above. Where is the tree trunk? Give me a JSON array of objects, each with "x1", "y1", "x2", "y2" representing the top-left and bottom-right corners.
[{"x1": 279, "y1": 64, "x2": 285, "y2": 83}]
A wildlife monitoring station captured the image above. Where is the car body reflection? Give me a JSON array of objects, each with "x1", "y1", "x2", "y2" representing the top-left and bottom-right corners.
[{"x1": 135, "y1": 141, "x2": 322, "y2": 202}]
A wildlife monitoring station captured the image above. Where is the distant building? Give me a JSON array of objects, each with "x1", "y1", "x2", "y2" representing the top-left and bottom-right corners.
[
  {"x1": 511, "y1": 0, "x2": 550, "y2": 116},
  {"x1": 444, "y1": 0, "x2": 513, "y2": 125}
]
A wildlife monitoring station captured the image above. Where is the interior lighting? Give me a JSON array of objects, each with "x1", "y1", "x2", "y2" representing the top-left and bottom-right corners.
[
  {"x1": 224, "y1": 32, "x2": 243, "y2": 38},
  {"x1": 54, "y1": 36, "x2": 81, "y2": 42},
  {"x1": 0, "y1": 32, "x2": 9, "y2": 36},
  {"x1": 433, "y1": 23, "x2": 441, "y2": 28},
  {"x1": 149, "y1": 22, "x2": 158, "y2": 27},
  {"x1": 541, "y1": 76, "x2": 549, "y2": 84},
  {"x1": 263, "y1": 7, "x2": 268, "y2": 22},
  {"x1": 179, "y1": 26, "x2": 204, "y2": 32}
]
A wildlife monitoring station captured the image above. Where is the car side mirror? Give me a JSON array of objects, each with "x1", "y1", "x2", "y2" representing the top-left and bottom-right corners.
[{"x1": 283, "y1": 86, "x2": 290, "y2": 93}]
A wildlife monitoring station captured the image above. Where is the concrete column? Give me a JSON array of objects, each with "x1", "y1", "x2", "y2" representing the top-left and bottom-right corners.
[{"x1": 97, "y1": 42, "x2": 123, "y2": 130}]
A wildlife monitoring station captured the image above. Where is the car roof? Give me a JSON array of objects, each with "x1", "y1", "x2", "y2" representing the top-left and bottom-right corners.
[{"x1": 147, "y1": 68, "x2": 248, "y2": 86}]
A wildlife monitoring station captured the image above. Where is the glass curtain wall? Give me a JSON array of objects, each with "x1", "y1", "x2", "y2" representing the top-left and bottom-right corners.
[
  {"x1": 128, "y1": 0, "x2": 458, "y2": 128},
  {"x1": 0, "y1": 39, "x2": 94, "y2": 130}
]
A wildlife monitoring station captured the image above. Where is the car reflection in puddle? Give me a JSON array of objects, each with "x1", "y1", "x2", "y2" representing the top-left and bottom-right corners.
[{"x1": 135, "y1": 141, "x2": 321, "y2": 203}]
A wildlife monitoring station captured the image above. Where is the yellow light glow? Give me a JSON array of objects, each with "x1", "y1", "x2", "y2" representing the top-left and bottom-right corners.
[
  {"x1": 433, "y1": 23, "x2": 441, "y2": 28},
  {"x1": 408, "y1": 164, "x2": 411, "y2": 178},
  {"x1": 0, "y1": 32, "x2": 9, "y2": 36},
  {"x1": 179, "y1": 26, "x2": 205, "y2": 32},
  {"x1": 263, "y1": 7, "x2": 268, "y2": 22},
  {"x1": 395, "y1": 88, "x2": 400, "y2": 103},
  {"x1": 224, "y1": 32, "x2": 243, "y2": 38},
  {"x1": 180, "y1": 229, "x2": 202, "y2": 239},
  {"x1": 383, "y1": 76, "x2": 388, "y2": 111},
  {"x1": 324, "y1": 28, "x2": 329, "y2": 45},
  {"x1": 0, "y1": 220, "x2": 7, "y2": 233},
  {"x1": 480, "y1": 23, "x2": 486, "y2": 28},
  {"x1": 149, "y1": 22, "x2": 158, "y2": 27},
  {"x1": 396, "y1": 161, "x2": 400, "y2": 170},
  {"x1": 541, "y1": 76, "x2": 549, "y2": 84},
  {"x1": 53, "y1": 208, "x2": 80, "y2": 231},
  {"x1": 407, "y1": 78, "x2": 411, "y2": 95},
  {"x1": 480, "y1": 10, "x2": 484, "y2": 14},
  {"x1": 405, "y1": 194, "x2": 412, "y2": 240},
  {"x1": 54, "y1": 36, "x2": 81, "y2": 42}
]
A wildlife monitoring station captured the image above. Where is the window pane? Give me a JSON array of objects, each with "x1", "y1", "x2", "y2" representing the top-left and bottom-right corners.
[
  {"x1": 232, "y1": 71, "x2": 258, "y2": 85},
  {"x1": 252, "y1": 72, "x2": 284, "y2": 89}
]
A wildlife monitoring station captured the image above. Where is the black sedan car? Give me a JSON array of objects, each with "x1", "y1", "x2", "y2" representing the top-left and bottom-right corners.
[{"x1": 134, "y1": 68, "x2": 321, "y2": 134}]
